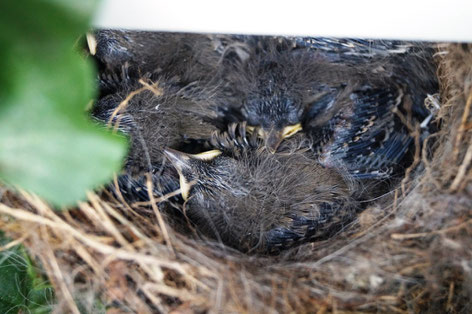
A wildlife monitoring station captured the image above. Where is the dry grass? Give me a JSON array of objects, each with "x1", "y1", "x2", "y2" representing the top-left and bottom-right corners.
[{"x1": 1, "y1": 43, "x2": 471, "y2": 313}]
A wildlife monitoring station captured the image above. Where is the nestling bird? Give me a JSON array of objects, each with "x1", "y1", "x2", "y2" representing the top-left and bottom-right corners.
[
  {"x1": 211, "y1": 36, "x2": 438, "y2": 178},
  {"x1": 89, "y1": 32, "x2": 438, "y2": 254},
  {"x1": 88, "y1": 30, "x2": 250, "y2": 96},
  {"x1": 302, "y1": 47, "x2": 438, "y2": 179},
  {"x1": 164, "y1": 123, "x2": 358, "y2": 253},
  {"x1": 91, "y1": 78, "x2": 217, "y2": 176},
  {"x1": 208, "y1": 38, "x2": 312, "y2": 153}
]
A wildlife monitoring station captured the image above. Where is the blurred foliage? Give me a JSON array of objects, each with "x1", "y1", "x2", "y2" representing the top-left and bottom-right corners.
[
  {"x1": 0, "y1": 0, "x2": 127, "y2": 206},
  {"x1": 0, "y1": 232, "x2": 55, "y2": 313},
  {"x1": 0, "y1": 0, "x2": 129, "y2": 312}
]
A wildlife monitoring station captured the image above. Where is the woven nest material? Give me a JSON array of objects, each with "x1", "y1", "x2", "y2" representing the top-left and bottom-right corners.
[{"x1": 1, "y1": 43, "x2": 471, "y2": 313}]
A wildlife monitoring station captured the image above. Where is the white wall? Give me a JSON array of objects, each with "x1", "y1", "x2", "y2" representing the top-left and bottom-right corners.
[{"x1": 93, "y1": 0, "x2": 472, "y2": 42}]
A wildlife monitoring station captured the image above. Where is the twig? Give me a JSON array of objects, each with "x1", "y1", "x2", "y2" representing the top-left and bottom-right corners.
[
  {"x1": 0, "y1": 233, "x2": 29, "y2": 251},
  {"x1": 107, "y1": 79, "x2": 162, "y2": 131},
  {"x1": 447, "y1": 282, "x2": 455, "y2": 312},
  {"x1": 42, "y1": 227, "x2": 81, "y2": 314},
  {"x1": 449, "y1": 141, "x2": 472, "y2": 192},
  {"x1": 107, "y1": 86, "x2": 147, "y2": 129},
  {"x1": 145, "y1": 173, "x2": 175, "y2": 257},
  {"x1": 452, "y1": 89, "x2": 472, "y2": 162},
  {"x1": 391, "y1": 218, "x2": 472, "y2": 240},
  {"x1": 0, "y1": 204, "x2": 186, "y2": 272},
  {"x1": 131, "y1": 188, "x2": 183, "y2": 206}
]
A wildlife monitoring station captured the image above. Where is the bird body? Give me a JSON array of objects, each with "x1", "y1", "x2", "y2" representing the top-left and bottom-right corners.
[
  {"x1": 91, "y1": 30, "x2": 223, "y2": 88},
  {"x1": 303, "y1": 51, "x2": 438, "y2": 178},
  {"x1": 165, "y1": 124, "x2": 357, "y2": 253},
  {"x1": 92, "y1": 79, "x2": 217, "y2": 175},
  {"x1": 90, "y1": 30, "x2": 254, "y2": 98},
  {"x1": 90, "y1": 31, "x2": 438, "y2": 253},
  {"x1": 209, "y1": 36, "x2": 438, "y2": 178}
]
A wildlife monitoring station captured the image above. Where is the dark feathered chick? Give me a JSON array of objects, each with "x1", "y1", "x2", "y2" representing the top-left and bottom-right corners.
[
  {"x1": 214, "y1": 38, "x2": 314, "y2": 153},
  {"x1": 211, "y1": 37, "x2": 406, "y2": 152},
  {"x1": 164, "y1": 124, "x2": 357, "y2": 254},
  {"x1": 88, "y1": 30, "x2": 250, "y2": 95},
  {"x1": 89, "y1": 30, "x2": 252, "y2": 205},
  {"x1": 302, "y1": 45, "x2": 438, "y2": 179},
  {"x1": 216, "y1": 36, "x2": 438, "y2": 178},
  {"x1": 92, "y1": 79, "x2": 217, "y2": 175}
]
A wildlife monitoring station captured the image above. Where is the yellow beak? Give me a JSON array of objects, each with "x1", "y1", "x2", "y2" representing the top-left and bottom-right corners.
[
  {"x1": 261, "y1": 123, "x2": 303, "y2": 153},
  {"x1": 164, "y1": 148, "x2": 222, "y2": 201},
  {"x1": 86, "y1": 33, "x2": 97, "y2": 55}
]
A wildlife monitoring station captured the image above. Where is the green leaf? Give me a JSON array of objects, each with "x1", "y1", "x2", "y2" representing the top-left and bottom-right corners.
[
  {"x1": 0, "y1": 0, "x2": 98, "y2": 44},
  {"x1": 0, "y1": 233, "x2": 54, "y2": 313},
  {"x1": 24, "y1": 250, "x2": 55, "y2": 314},
  {"x1": 0, "y1": 0, "x2": 128, "y2": 206},
  {"x1": 0, "y1": 240, "x2": 29, "y2": 313},
  {"x1": 0, "y1": 113, "x2": 127, "y2": 206}
]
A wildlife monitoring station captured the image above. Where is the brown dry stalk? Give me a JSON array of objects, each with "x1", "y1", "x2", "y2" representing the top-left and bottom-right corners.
[
  {"x1": 391, "y1": 218, "x2": 472, "y2": 240},
  {"x1": 142, "y1": 282, "x2": 206, "y2": 303},
  {"x1": 41, "y1": 226, "x2": 81, "y2": 314},
  {"x1": 452, "y1": 89, "x2": 472, "y2": 161},
  {"x1": 0, "y1": 203, "x2": 186, "y2": 272},
  {"x1": 131, "y1": 188, "x2": 182, "y2": 206},
  {"x1": 447, "y1": 282, "x2": 455, "y2": 312},
  {"x1": 74, "y1": 244, "x2": 104, "y2": 277},
  {"x1": 107, "y1": 79, "x2": 163, "y2": 131},
  {"x1": 449, "y1": 140, "x2": 472, "y2": 192},
  {"x1": 138, "y1": 78, "x2": 163, "y2": 96},
  {"x1": 401, "y1": 125, "x2": 422, "y2": 195},
  {"x1": 145, "y1": 173, "x2": 175, "y2": 256},
  {"x1": 420, "y1": 133, "x2": 443, "y2": 190},
  {"x1": 399, "y1": 262, "x2": 431, "y2": 275},
  {"x1": 0, "y1": 232, "x2": 28, "y2": 251},
  {"x1": 107, "y1": 86, "x2": 146, "y2": 129},
  {"x1": 392, "y1": 98, "x2": 423, "y2": 195}
]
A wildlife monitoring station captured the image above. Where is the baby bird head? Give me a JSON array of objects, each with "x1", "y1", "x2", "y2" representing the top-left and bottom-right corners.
[
  {"x1": 237, "y1": 51, "x2": 309, "y2": 153},
  {"x1": 163, "y1": 148, "x2": 240, "y2": 202},
  {"x1": 243, "y1": 91, "x2": 303, "y2": 153}
]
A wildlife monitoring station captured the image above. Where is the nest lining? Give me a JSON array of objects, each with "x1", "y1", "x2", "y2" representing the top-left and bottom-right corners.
[{"x1": 0, "y1": 43, "x2": 471, "y2": 313}]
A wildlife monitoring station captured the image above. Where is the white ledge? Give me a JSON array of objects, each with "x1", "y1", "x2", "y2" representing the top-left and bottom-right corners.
[{"x1": 93, "y1": 0, "x2": 472, "y2": 42}]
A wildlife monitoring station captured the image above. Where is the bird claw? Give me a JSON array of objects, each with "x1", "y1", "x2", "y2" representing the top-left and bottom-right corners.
[{"x1": 210, "y1": 122, "x2": 261, "y2": 154}]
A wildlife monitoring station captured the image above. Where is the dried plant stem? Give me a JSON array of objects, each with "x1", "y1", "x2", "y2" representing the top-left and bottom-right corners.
[
  {"x1": 391, "y1": 218, "x2": 472, "y2": 240},
  {"x1": 0, "y1": 204, "x2": 185, "y2": 272},
  {"x1": 145, "y1": 173, "x2": 175, "y2": 256},
  {"x1": 42, "y1": 226, "x2": 81, "y2": 314},
  {"x1": 453, "y1": 90, "x2": 472, "y2": 160},
  {"x1": 107, "y1": 79, "x2": 162, "y2": 131},
  {"x1": 449, "y1": 141, "x2": 472, "y2": 192},
  {"x1": 0, "y1": 233, "x2": 28, "y2": 251}
]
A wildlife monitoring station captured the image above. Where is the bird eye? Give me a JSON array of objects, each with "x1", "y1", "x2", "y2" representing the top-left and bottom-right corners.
[{"x1": 282, "y1": 123, "x2": 302, "y2": 138}]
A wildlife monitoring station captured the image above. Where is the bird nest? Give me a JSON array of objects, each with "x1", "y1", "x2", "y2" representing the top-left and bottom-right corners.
[{"x1": 0, "y1": 43, "x2": 471, "y2": 313}]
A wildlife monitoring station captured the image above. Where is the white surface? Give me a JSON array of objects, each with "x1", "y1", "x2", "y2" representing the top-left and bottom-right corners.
[{"x1": 93, "y1": 0, "x2": 472, "y2": 42}]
